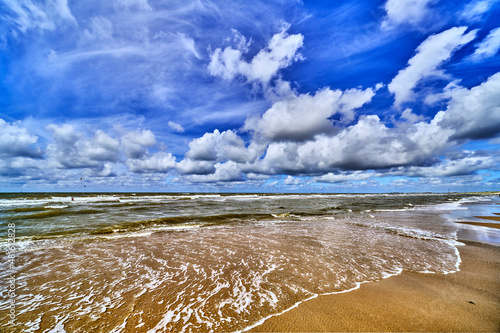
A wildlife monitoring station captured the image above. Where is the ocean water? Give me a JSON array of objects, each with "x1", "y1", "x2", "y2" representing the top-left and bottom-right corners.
[{"x1": 0, "y1": 192, "x2": 498, "y2": 332}]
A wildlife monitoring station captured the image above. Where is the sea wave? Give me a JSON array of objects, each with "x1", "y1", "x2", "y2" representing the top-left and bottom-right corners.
[{"x1": 7, "y1": 208, "x2": 102, "y2": 220}]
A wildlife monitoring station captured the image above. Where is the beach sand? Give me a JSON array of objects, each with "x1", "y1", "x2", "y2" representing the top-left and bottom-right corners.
[
  {"x1": 457, "y1": 221, "x2": 500, "y2": 229},
  {"x1": 250, "y1": 240, "x2": 500, "y2": 332},
  {"x1": 475, "y1": 215, "x2": 500, "y2": 222}
]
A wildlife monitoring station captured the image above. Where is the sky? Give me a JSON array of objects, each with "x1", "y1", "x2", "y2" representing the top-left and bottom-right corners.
[{"x1": 0, "y1": 0, "x2": 499, "y2": 193}]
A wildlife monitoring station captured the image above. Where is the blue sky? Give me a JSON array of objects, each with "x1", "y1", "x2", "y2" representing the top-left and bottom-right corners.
[{"x1": 1, "y1": 0, "x2": 499, "y2": 192}]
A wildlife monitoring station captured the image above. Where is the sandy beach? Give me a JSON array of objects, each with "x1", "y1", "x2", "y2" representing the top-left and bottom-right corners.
[{"x1": 250, "y1": 240, "x2": 500, "y2": 332}]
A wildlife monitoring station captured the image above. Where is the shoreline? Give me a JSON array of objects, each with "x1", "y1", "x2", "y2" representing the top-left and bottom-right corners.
[{"x1": 249, "y1": 240, "x2": 500, "y2": 332}]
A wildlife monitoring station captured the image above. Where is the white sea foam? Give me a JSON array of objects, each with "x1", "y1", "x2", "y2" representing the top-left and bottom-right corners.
[
  {"x1": 46, "y1": 314, "x2": 69, "y2": 333},
  {"x1": 44, "y1": 205, "x2": 68, "y2": 209}
]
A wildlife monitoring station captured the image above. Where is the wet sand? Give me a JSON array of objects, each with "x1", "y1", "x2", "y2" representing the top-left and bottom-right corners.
[
  {"x1": 457, "y1": 221, "x2": 500, "y2": 229},
  {"x1": 475, "y1": 215, "x2": 500, "y2": 222},
  {"x1": 250, "y1": 240, "x2": 500, "y2": 332}
]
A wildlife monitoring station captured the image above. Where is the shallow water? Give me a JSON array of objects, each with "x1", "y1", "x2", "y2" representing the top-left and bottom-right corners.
[{"x1": 0, "y1": 192, "x2": 498, "y2": 332}]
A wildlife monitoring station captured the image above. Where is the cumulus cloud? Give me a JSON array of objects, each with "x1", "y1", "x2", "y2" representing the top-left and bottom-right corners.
[
  {"x1": 239, "y1": 69, "x2": 500, "y2": 178},
  {"x1": 399, "y1": 108, "x2": 426, "y2": 124},
  {"x1": 82, "y1": 130, "x2": 121, "y2": 162},
  {"x1": 126, "y1": 151, "x2": 176, "y2": 173},
  {"x1": 408, "y1": 156, "x2": 496, "y2": 177},
  {"x1": 84, "y1": 163, "x2": 117, "y2": 178},
  {"x1": 45, "y1": 124, "x2": 178, "y2": 174},
  {"x1": 315, "y1": 171, "x2": 375, "y2": 183},
  {"x1": 185, "y1": 129, "x2": 252, "y2": 163},
  {"x1": 384, "y1": 152, "x2": 498, "y2": 178},
  {"x1": 174, "y1": 128, "x2": 263, "y2": 178},
  {"x1": 208, "y1": 24, "x2": 304, "y2": 86},
  {"x1": 176, "y1": 159, "x2": 216, "y2": 175},
  {"x1": 314, "y1": 153, "x2": 496, "y2": 184},
  {"x1": 469, "y1": 27, "x2": 500, "y2": 62},
  {"x1": 243, "y1": 86, "x2": 376, "y2": 142},
  {"x1": 249, "y1": 113, "x2": 450, "y2": 175},
  {"x1": 283, "y1": 175, "x2": 301, "y2": 185},
  {"x1": 381, "y1": 0, "x2": 434, "y2": 29},
  {"x1": 46, "y1": 124, "x2": 121, "y2": 168},
  {"x1": 46, "y1": 123, "x2": 82, "y2": 145},
  {"x1": 183, "y1": 161, "x2": 244, "y2": 183},
  {"x1": 388, "y1": 26, "x2": 477, "y2": 107},
  {"x1": 9, "y1": 156, "x2": 42, "y2": 169},
  {"x1": 438, "y1": 72, "x2": 500, "y2": 140},
  {"x1": 121, "y1": 129, "x2": 156, "y2": 159},
  {"x1": 179, "y1": 65, "x2": 498, "y2": 181},
  {"x1": 0, "y1": 119, "x2": 42, "y2": 158}
]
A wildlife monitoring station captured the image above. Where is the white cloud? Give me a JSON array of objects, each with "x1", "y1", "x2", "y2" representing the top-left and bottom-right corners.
[
  {"x1": 400, "y1": 108, "x2": 425, "y2": 124},
  {"x1": 176, "y1": 159, "x2": 216, "y2": 175},
  {"x1": 126, "y1": 152, "x2": 176, "y2": 173},
  {"x1": 46, "y1": 123, "x2": 82, "y2": 145},
  {"x1": 243, "y1": 86, "x2": 375, "y2": 142},
  {"x1": 244, "y1": 88, "x2": 341, "y2": 142},
  {"x1": 81, "y1": 17, "x2": 114, "y2": 44},
  {"x1": 168, "y1": 121, "x2": 185, "y2": 133},
  {"x1": 185, "y1": 129, "x2": 252, "y2": 163},
  {"x1": 313, "y1": 153, "x2": 497, "y2": 183},
  {"x1": 208, "y1": 24, "x2": 304, "y2": 86},
  {"x1": 182, "y1": 72, "x2": 493, "y2": 179},
  {"x1": 113, "y1": 0, "x2": 152, "y2": 12},
  {"x1": 1, "y1": 0, "x2": 76, "y2": 35},
  {"x1": 438, "y1": 72, "x2": 500, "y2": 140},
  {"x1": 9, "y1": 157, "x2": 42, "y2": 169},
  {"x1": 284, "y1": 175, "x2": 300, "y2": 185},
  {"x1": 6, "y1": 121, "x2": 179, "y2": 181},
  {"x1": 461, "y1": 0, "x2": 499, "y2": 22},
  {"x1": 0, "y1": 119, "x2": 42, "y2": 158},
  {"x1": 246, "y1": 110, "x2": 455, "y2": 175},
  {"x1": 240, "y1": 71, "x2": 500, "y2": 177},
  {"x1": 388, "y1": 26, "x2": 477, "y2": 107},
  {"x1": 315, "y1": 171, "x2": 375, "y2": 183},
  {"x1": 182, "y1": 161, "x2": 244, "y2": 183},
  {"x1": 121, "y1": 129, "x2": 156, "y2": 159},
  {"x1": 177, "y1": 33, "x2": 201, "y2": 59},
  {"x1": 82, "y1": 162, "x2": 117, "y2": 178},
  {"x1": 381, "y1": 0, "x2": 434, "y2": 29},
  {"x1": 81, "y1": 130, "x2": 121, "y2": 162},
  {"x1": 469, "y1": 27, "x2": 500, "y2": 61},
  {"x1": 387, "y1": 154, "x2": 497, "y2": 177},
  {"x1": 418, "y1": 156, "x2": 496, "y2": 177},
  {"x1": 46, "y1": 124, "x2": 121, "y2": 169},
  {"x1": 246, "y1": 173, "x2": 270, "y2": 180}
]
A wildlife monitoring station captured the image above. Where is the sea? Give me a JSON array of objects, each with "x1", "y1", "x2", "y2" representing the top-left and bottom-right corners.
[{"x1": 1, "y1": 192, "x2": 499, "y2": 332}]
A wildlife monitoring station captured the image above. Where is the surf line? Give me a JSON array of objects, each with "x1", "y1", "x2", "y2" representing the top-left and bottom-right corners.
[{"x1": 238, "y1": 267, "x2": 404, "y2": 333}]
